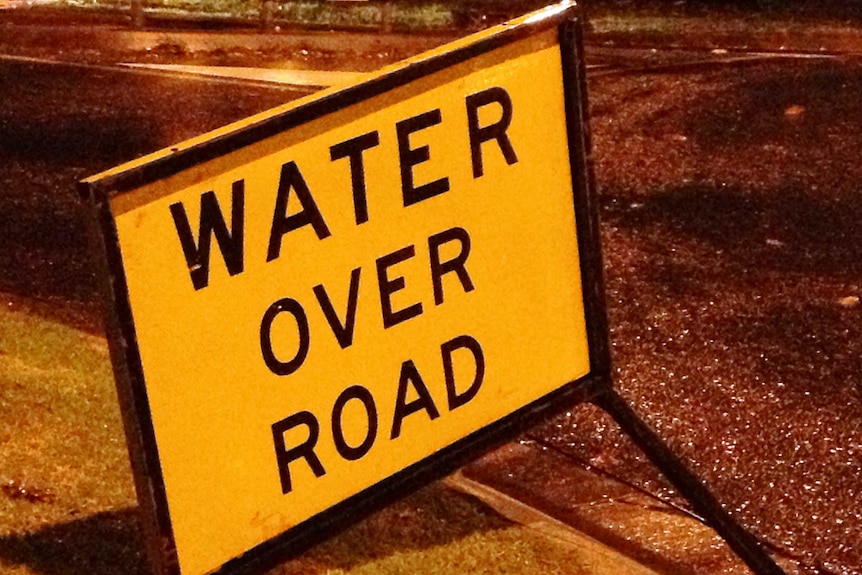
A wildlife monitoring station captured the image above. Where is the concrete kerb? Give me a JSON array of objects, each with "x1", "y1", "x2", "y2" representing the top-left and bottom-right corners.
[
  {"x1": 445, "y1": 469, "x2": 663, "y2": 575},
  {"x1": 118, "y1": 63, "x2": 368, "y2": 89},
  {"x1": 455, "y1": 442, "x2": 759, "y2": 575}
]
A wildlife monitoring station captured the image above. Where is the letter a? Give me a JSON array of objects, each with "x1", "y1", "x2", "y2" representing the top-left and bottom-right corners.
[
  {"x1": 267, "y1": 161, "x2": 331, "y2": 262},
  {"x1": 391, "y1": 360, "x2": 440, "y2": 439}
]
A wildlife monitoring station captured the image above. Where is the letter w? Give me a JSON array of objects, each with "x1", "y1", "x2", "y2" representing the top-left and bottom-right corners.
[{"x1": 170, "y1": 181, "x2": 245, "y2": 291}]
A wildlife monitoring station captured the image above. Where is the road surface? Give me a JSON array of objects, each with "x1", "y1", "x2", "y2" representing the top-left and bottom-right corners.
[{"x1": 1, "y1": 49, "x2": 861, "y2": 574}]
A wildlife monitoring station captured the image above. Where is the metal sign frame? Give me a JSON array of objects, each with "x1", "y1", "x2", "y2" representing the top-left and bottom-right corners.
[{"x1": 79, "y1": 4, "x2": 611, "y2": 575}]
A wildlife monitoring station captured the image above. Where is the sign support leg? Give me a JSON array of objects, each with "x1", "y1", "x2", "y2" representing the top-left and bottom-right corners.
[{"x1": 594, "y1": 389, "x2": 786, "y2": 575}]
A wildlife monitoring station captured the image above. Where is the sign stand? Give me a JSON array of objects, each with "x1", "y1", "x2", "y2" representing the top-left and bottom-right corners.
[
  {"x1": 596, "y1": 390, "x2": 785, "y2": 575},
  {"x1": 558, "y1": 11, "x2": 786, "y2": 573},
  {"x1": 80, "y1": 3, "x2": 785, "y2": 574}
]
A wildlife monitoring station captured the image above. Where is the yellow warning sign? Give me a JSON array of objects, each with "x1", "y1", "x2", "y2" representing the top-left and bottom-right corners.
[{"x1": 82, "y1": 5, "x2": 600, "y2": 575}]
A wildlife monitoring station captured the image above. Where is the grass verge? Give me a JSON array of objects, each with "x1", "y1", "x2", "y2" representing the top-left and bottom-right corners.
[{"x1": 0, "y1": 304, "x2": 134, "y2": 533}]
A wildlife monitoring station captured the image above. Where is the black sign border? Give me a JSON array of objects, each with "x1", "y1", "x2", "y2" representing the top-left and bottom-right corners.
[{"x1": 79, "y1": 4, "x2": 611, "y2": 574}]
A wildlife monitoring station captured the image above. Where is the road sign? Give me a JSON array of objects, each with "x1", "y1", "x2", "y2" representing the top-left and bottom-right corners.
[{"x1": 80, "y1": 3, "x2": 609, "y2": 574}]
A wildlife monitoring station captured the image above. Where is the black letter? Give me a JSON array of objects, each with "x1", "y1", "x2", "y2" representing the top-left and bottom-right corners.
[
  {"x1": 376, "y1": 245, "x2": 423, "y2": 329},
  {"x1": 272, "y1": 411, "x2": 326, "y2": 494},
  {"x1": 391, "y1": 360, "x2": 440, "y2": 439},
  {"x1": 170, "y1": 181, "x2": 244, "y2": 291},
  {"x1": 466, "y1": 87, "x2": 518, "y2": 178},
  {"x1": 442, "y1": 335, "x2": 485, "y2": 410},
  {"x1": 313, "y1": 267, "x2": 361, "y2": 349},
  {"x1": 331, "y1": 385, "x2": 378, "y2": 461},
  {"x1": 267, "y1": 161, "x2": 331, "y2": 262},
  {"x1": 396, "y1": 109, "x2": 450, "y2": 207},
  {"x1": 330, "y1": 131, "x2": 380, "y2": 225},
  {"x1": 428, "y1": 227, "x2": 474, "y2": 306},
  {"x1": 260, "y1": 298, "x2": 310, "y2": 376}
]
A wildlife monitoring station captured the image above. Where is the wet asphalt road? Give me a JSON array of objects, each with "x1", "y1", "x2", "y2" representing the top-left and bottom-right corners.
[
  {"x1": 2, "y1": 51, "x2": 861, "y2": 574},
  {"x1": 0, "y1": 59, "x2": 304, "y2": 328},
  {"x1": 543, "y1": 54, "x2": 862, "y2": 574}
]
